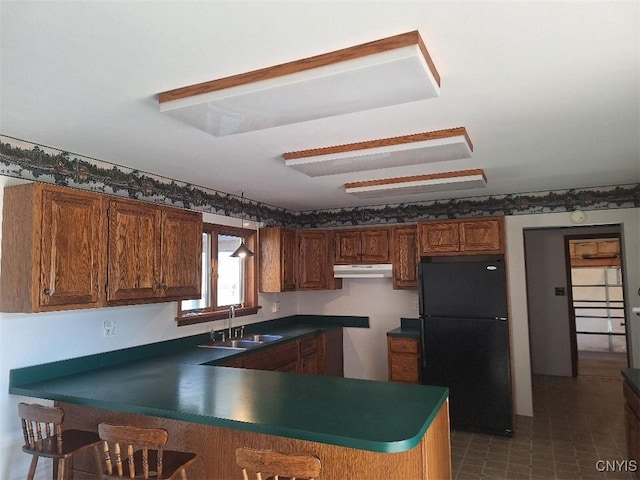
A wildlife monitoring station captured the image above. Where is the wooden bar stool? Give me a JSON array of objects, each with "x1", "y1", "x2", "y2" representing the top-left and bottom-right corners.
[
  {"x1": 235, "y1": 448, "x2": 321, "y2": 480},
  {"x1": 96, "y1": 423, "x2": 196, "y2": 479},
  {"x1": 18, "y1": 402, "x2": 102, "y2": 480}
]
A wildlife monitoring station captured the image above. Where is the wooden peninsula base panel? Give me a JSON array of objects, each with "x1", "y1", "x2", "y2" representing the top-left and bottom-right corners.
[{"x1": 59, "y1": 401, "x2": 451, "y2": 480}]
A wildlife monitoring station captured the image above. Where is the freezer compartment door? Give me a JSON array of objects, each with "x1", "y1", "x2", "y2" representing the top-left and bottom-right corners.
[{"x1": 421, "y1": 316, "x2": 513, "y2": 436}]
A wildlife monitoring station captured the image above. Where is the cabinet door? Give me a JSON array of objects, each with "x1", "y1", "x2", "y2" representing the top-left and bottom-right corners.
[
  {"x1": 160, "y1": 208, "x2": 202, "y2": 299},
  {"x1": 334, "y1": 230, "x2": 361, "y2": 263},
  {"x1": 459, "y1": 220, "x2": 502, "y2": 252},
  {"x1": 360, "y1": 229, "x2": 390, "y2": 263},
  {"x1": 107, "y1": 200, "x2": 161, "y2": 302},
  {"x1": 40, "y1": 189, "x2": 104, "y2": 308},
  {"x1": 259, "y1": 227, "x2": 296, "y2": 292},
  {"x1": 281, "y1": 229, "x2": 297, "y2": 291},
  {"x1": 392, "y1": 226, "x2": 418, "y2": 289},
  {"x1": 297, "y1": 231, "x2": 328, "y2": 290},
  {"x1": 419, "y1": 222, "x2": 460, "y2": 255},
  {"x1": 387, "y1": 337, "x2": 420, "y2": 383}
]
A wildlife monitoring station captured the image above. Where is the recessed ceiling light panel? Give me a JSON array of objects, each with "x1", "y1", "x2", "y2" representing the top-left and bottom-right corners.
[
  {"x1": 284, "y1": 127, "x2": 473, "y2": 177},
  {"x1": 158, "y1": 31, "x2": 440, "y2": 136},
  {"x1": 344, "y1": 169, "x2": 487, "y2": 198}
]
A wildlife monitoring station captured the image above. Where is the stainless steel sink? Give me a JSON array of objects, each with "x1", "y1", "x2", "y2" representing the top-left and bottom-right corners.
[
  {"x1": 198, "y1": 333, "x2": 284, "y2": 350},
  {"x1": 243, "y1": 334, "x2": 284, "y2": 343},
  {"x1": 198, "y1": 339, "x2": 262, "y2": 350}
]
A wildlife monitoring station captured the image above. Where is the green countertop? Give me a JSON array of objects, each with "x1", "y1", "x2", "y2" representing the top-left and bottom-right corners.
[
  {"x1": 387, "y1": 317, "x2": 420, "y2": 339},
  {"x1": 622, "y1": 368, "x2": 640, "y2": 396},
  {"x1": 9, "y1": 317, "x2": 448, "y2": 454}
]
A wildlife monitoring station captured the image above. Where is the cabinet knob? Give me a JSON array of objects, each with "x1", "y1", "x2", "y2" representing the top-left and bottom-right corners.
[
  {"x1": 162, "y1": 284, "x2": 168, "y2": 290},
  {"x1": 43, "y1": 288, "x2": 51, "y2": 296}
]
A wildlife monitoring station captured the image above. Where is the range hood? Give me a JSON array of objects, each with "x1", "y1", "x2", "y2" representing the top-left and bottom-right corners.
[{"x1": 333, "y1": 264, "x2": 393, "y2": 278}]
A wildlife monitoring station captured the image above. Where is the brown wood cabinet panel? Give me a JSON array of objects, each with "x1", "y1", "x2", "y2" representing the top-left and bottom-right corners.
[
  {"x1": 159, "y1": 208, "x2": 202, "y2": 299},
  {"x1": 297, "y1": 230, "x2": 331, "y2": 290},
  {"x1": 570, "y1": 239, "x2": 621, "y2": 267},
  {"x1": 107, "y1": 199, "x2": 161, "y2": 302},
  {"x1": 259, "y1": 227, "x2": 296, "y2": 292},
  {"x1": 107, "y1": 199, "x2": 202, "y2": 303},
  {"x1": 334, "y1": 228, "x2": 390, "y2": 263},
  {"x1": 419, "y1": 217, "x2": 504, "y2": 256},
  {"x1": 459, "y1": 220, "x2": 502, "y2": 252},
  {"x1": 624, "y1": 381, "x2": 640, "y2": 476},
  {"x1": 392, "y1": 225, "x2": 418, "y2": 289},
  {"x1": 243, "y1": 341, "x2": 299, "y2": 371},
  {"x1": 0, "y1": 183, "x2": 106, "y2": 312},
  {"x1": 419, "y1": 222, "x2": 460, "y2": 254},
  {"x1": 387, "y1": 337, "x2": 420, "y2": 383}
]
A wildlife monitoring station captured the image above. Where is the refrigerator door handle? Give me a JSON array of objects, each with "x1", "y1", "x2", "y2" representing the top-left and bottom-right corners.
[{"x1": 419, "y1": 316, "x2": 427, "y2": 370}]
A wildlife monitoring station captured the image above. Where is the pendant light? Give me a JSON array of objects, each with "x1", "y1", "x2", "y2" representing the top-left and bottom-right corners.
[{"x1": 230, "y1": 191, "x2": 254, "y2": 258}]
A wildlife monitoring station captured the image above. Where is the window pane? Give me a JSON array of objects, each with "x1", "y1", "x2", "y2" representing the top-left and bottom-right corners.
[
  {"x1": 217, "y1": 234, "x2": 243, "y2": 307},
  {"x1": 181, "y1": 233, "x2": 211, "y2": 311}
]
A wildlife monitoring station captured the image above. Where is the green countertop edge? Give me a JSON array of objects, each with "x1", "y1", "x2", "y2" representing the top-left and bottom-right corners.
[
  {"x1": 622, "y1": 368, "x2": 640, "y2": 396},
  {"x1": 9, "y1": 313, "x2": 453, "y2": 453},
  {"x1": 10, "y1": 314, "x2": 368, "y2": 387},
  {"x1": 387, "y1": 317, "x2": 420, "y2": 338},
  {"x1": 9, "y1": 380, "x2": 448, "y2": 454}
]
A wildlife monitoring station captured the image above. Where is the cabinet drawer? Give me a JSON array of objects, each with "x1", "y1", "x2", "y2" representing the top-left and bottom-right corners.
[
  {"x1": 389, "y1": 337, "x2": 419, "y2": 354},
  {"x1": 300, "y1": 336, "x2": 318, "y2": 356},
  {"x1": 243, "y1": 342, "x2": 299, "y2": 370}
]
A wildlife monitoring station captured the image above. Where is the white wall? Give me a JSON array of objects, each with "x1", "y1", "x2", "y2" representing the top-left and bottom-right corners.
[
  {"x1": 296, "y1": 279, "x2": 419, "y2": 381},
  {"x1": 505, "y1": 208, "x2": 640, "y2": 418}
]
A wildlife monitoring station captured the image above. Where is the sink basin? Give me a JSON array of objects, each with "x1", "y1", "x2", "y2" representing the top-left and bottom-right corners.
[
  {"x1": 243, "y1": 334, "x2": 284, "y2": 343},
  {"x1": 198, "y1": 339, "x2": 262, "y2": 350}
]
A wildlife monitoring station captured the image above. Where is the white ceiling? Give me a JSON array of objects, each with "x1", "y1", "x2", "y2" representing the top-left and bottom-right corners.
[{"x1": 1, "y1": 1, "x2": 638, "y2": 212}]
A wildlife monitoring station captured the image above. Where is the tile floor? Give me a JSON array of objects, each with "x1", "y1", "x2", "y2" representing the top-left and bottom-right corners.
[{"x1": 451, "y1": 375, "x2": 634, "y2": 479}]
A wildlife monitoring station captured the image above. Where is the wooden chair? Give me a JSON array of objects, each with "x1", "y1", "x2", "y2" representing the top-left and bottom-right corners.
[
  {"x1": 235, "y1": 448, "x2": 321, "y2": 480},
  {"x1": 18, "y1": 402, "x2": 102, "y2": 480},
  {"x1": 96, "y1": 423, "x2": 196, "y2": 479}
]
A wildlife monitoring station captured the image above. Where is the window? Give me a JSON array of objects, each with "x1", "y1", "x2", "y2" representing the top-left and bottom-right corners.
[{"x1": 176, "y1": 223, "x2": 258, "y2": 326}]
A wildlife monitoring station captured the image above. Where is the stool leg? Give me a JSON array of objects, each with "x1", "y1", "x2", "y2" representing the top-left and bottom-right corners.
[{"x1": 26, "y1": 456, "x2": 38, "y2": 480}]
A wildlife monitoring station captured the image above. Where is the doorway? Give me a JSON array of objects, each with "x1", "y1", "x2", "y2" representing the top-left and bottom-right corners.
[
  {"x1": 566, "y1": 234, "x2": 628, "y2": 378},
  {"x1": 524, "y1": 224, "x2": 629, "y2": 378}
]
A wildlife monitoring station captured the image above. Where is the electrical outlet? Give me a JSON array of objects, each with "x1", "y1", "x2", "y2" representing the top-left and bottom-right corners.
[
  {"x1": 272, "y1": 301, "x2": 281, "y2": 313},
  {"x1": 103, "y1": 319, "x2": 116, "y2": 338},
  {"x1": 413, "y1": 300, "x2": 419, "y2": 312}
]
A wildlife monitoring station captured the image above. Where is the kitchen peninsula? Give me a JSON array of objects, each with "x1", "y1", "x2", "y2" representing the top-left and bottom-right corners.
[{"x1": 10, "y1": 320, "x2": 451, "y2": 479}]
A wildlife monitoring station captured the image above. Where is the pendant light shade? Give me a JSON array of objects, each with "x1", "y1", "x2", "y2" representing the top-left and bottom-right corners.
[
  {"x1": 230, "y1": 191, "x2": 254, "y2": 258},
  {"x1": 230, "y1": 241, "x2": 254, "y2": 258}
]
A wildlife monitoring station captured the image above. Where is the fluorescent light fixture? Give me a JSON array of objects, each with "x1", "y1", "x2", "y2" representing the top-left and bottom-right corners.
[
  {"x1": 158, "y1": 31, "x2": 440, "y2": 136},
  {"x1": 284, "y1": 127, "x2": 473, "y2": 177},
  {"x1": 344, "y1": 169, "x2": 487, "y2": 198}
]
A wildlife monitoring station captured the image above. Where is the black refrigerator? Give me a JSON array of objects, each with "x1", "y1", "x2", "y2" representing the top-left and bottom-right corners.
[{"x1": 418, "y1": 255, "x2": 513, "y2": 437}]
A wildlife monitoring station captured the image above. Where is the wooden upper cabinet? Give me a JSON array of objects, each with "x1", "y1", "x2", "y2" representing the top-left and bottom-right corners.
[
  {"x1": 297, "y1": 230, "x2": 329, "y2": 290},
  {"x1": 107, "y1": 199, "x2": 202, "y2": 303},
  {"x1": 159, "y1": 208, "x2": 202, "y2": 299},
  {"x1": 391, "y1": 226, "x2": 418, "y2": 289},
  {"x1": 419, "y1": 217, "x2": 504, "y2": 256},
  {"x1": 107, "y1": 199, "x2": 161, "y2": 302},
  {"x1": 0, "y1": 183, "x2": 106, "y2": 312},
  {"x1": 570, "y1": 239, "x2": 621, "y2": 267},
  {"x1": 334, "y1": 228, "x2": 390, "y2": 263},
  {"x1": 259, "y1": 227, "x2": 296, "y2": 293}
]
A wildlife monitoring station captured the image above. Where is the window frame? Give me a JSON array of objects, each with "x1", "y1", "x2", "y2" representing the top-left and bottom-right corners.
[{"x1": 176, "y1": 222, "x2": 259, "y2": 326}]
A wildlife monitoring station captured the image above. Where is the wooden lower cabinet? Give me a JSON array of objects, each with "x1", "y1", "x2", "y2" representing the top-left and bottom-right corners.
[
  {"x1": 623, "y1": 381, "x2": 640, "y2": 478},
  {"x1": 59, "y1": 400, "x2": 451, "y2": 480},
  {"x1": 223, "y1": 332, "x2": 340, "y2": 377},
  {"x1": 388, "y1": 337, "x2": 421, "y2": 383}
]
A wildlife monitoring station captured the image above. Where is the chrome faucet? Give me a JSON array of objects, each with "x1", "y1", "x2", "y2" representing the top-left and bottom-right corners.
[{"x1": 228, "y1": 305, "x2": 236, "y2": 338}]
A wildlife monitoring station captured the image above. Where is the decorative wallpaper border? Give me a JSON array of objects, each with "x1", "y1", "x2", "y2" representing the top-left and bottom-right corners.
[{"x1": 1, "y1": 134, "x2": 638, "y2": 229}]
